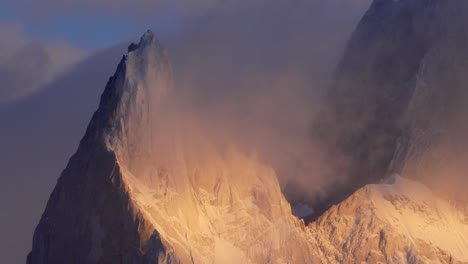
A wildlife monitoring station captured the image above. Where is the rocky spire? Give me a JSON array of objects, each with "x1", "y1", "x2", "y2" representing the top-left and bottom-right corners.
[{"x1": 27, "y1": 31, "x2": 175, "y2": 264}]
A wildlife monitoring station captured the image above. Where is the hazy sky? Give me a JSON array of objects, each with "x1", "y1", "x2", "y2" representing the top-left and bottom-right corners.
[{"x1": 0, "y1": 1, "x2": 372, "y2": 263}]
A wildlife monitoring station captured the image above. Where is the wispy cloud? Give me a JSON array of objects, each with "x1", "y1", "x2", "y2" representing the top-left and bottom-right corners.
[{"x1": 0, "y1": 22, "x2": 86, "y2": 104}]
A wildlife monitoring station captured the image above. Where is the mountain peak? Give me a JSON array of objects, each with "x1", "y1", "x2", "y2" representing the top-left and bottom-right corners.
[
  {"x1": 127, "y1": 30, "x2": 159, "y2": 53},
  {"x1": 101, "y1": 30, "x2": 172, "y2": 166},
  {"x1": 141, "y1": 29, "x2": 155, "y2": 40},
  {"x1": 80, "y1": 30, "x2": 172, "y2": 159}
]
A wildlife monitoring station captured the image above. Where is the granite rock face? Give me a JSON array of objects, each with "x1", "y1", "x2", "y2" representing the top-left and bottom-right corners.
[{"x1": 315, "y1": 0, "x2": 468, "y2": 209}]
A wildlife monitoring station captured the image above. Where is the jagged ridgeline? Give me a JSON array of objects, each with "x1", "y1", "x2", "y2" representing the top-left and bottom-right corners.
[{"x1": 28, "y1": 0, "x2": 468, "y2": 263}]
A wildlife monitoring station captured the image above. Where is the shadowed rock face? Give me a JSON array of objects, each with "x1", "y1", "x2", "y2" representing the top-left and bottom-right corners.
[
  {"x1": 311, "y1": 0, "x2": 468, "y2": 214},
  {"x1": 26, "y1": 144, "x2": 170, "y2": 264}
]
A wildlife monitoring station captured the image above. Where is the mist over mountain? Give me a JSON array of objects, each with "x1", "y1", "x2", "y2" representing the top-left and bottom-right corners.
[
  {"x1": 24, "y1": 0, "x2": 468, "y2": 263},
  {"x1": 302, "y1": 0, "x2": 468, "y2": 217},
  {"x1": 1, "y1": 2, "x2": 371, "y2": 262},
  {"x1": 28, "y1": 31, "x2": 319, "y2": 263}
]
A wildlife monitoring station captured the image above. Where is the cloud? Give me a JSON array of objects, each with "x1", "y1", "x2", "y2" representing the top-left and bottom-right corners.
[
  {"x1": 0, "y1": 22, "x2": 86, "y2": 104},
  {"x1": 2, "y1": 0, "x2": 374, "y2": 214},
  {"x1": 21, "y1": 0, "x2": 368, "y2": 15},
  {"x1": 162, "y1": 0, "x2": 372, "y2": 197},
  {"x1": 6, "y1": 0, "x2": 371, "y2": 27}
]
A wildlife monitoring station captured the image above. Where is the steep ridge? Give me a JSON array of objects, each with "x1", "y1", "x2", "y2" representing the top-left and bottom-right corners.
[
  {"x1": 27, "y1": 31, "x2": 319, "y2": 264},
  {"x1": 27, "y1": 31, "x2": 176, "y2": 264}
]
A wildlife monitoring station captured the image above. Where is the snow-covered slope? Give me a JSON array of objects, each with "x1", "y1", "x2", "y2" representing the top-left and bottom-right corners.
[
  {"x1": 310, "y1": 175, "x2": 468, "y2": 263},
  {"x1": 101, "y1": 31, "x2": 319, "y2": 264}
]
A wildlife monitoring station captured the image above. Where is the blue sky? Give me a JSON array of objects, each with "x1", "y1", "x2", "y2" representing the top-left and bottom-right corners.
[
  {"x1": 26, "y1": 12, "x2": 140, "y2": 50},
  {"x1": 0, "y1": 3, "x2": 183, "y2": 50}
]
